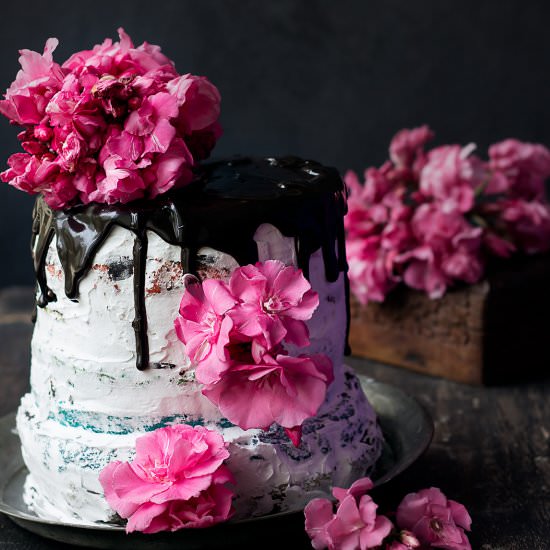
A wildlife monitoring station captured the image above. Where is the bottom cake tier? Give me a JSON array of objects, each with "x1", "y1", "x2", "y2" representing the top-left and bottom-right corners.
[{"x1": 16, "y1": 367, "x2": 382, "y2": 524}]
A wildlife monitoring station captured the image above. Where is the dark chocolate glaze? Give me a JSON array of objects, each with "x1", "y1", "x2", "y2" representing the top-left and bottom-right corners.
[{"x1": 31, "y1": 156, "x2": 350, "y2": 370}]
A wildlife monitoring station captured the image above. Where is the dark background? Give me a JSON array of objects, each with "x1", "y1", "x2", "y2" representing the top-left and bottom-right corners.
[{"x1": 0, "y1": 0, "x2": 548, "y2": 287}]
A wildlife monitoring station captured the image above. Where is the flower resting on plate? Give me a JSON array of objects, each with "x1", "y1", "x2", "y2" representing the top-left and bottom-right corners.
[
  {"x1": 99, "y1": 424, "x2": 234, "y2": 533},
  {"x1": 304, "y1": 479, "x2": 472, "y2": 550},
  {"x1": 0, "y1": 28, "x2": 221, "y2": 208},
  {"x1": 304, "y1": 477, "x2": 393, "y2": 549},
  {"x1": 396, "y1": 487, "x2": 472, "y2": 550}
]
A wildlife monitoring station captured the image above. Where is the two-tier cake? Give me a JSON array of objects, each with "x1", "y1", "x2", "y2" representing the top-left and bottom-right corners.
[{"x1": 1, "y1": 30, "x2": 383, "y2": 531}]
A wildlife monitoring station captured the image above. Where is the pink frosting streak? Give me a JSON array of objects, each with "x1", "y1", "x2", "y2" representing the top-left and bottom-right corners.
[{"x1": 0, "y1": 29, "x2": 221, "y2": 208}]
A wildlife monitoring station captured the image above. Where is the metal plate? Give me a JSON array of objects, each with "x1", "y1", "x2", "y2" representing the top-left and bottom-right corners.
[{"x1": 0, "y1": 376, "x2": 433, "y2": 549}]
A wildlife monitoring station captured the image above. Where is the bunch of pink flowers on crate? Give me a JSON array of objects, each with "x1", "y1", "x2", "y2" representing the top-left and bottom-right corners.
[{"x1": 345, "y1": 126, "x2": 550, "y2": 304}]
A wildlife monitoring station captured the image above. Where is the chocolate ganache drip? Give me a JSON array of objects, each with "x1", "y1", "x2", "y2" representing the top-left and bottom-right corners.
[{"x1": 31, "y1": 157, "x2": 350, "y2": 370}]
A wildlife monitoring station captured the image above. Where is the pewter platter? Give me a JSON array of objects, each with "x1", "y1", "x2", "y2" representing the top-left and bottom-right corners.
[{"x1": 0, "y1": 376, "x2": 433, "y2": 549}]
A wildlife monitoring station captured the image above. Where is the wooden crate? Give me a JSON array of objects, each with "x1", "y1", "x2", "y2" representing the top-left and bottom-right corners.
[{"x1": 349, "y1": 254, "x2": 550, "y2": 384}]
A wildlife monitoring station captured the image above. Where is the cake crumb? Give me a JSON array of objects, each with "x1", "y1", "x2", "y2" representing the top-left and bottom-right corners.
[{"x1": 146, "y1": 261, "x2": 183, "y2": 295}]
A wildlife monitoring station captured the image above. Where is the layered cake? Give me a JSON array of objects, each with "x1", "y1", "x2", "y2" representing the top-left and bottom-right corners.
[
  {"x1": 0, "y1": 30, "x2": 383, "y2": 530},
  {"x1": 17, "y1": 157, "x2": 383, "y2": 524}
]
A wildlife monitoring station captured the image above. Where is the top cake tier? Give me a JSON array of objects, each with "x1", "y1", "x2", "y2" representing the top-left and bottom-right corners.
[{"x1": 32, "y1": 156, "x2": 349, "y2": 372}]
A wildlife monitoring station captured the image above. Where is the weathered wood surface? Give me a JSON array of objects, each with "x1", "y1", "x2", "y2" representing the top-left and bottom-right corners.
[
  {"x1": 350, "y1": 253, "x2": 550, "y2": 385},
  {"x1": 0, "y1": 286, "x2": 549, "y2": 549},
  {"x1": 350, "y1": 285, "x2": 487, "y2": 384}
]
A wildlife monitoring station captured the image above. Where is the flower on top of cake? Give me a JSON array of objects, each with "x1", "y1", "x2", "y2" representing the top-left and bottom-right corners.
[
  {"x1": 0, "y1": 28, "x2": 221, "y2": 208},
  {"x1": 174, "y1": 260, "x2": 334, "y2": 447}
]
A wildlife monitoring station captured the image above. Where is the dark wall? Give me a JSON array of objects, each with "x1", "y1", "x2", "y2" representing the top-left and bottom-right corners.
[{"x1": 0, "y1": 0, "x2": 548, "y2": 286}]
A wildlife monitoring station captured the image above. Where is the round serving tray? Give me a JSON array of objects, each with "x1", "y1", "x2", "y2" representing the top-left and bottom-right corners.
[{"x1": 0, "y1": 376, "x2": 433, "y2": 549}]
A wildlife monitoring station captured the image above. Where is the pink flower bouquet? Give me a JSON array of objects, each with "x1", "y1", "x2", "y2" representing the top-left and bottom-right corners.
[
  {"x1": 345, "y1": 126, "x2": 550, "y2": 304},
  {"x1": 0, "y1": 29, "x2": 221, "y2": 208}
]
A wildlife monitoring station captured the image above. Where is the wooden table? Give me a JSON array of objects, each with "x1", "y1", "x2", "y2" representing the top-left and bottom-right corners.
[{"x1": 0, "y1": 286, "x2": 548, "y2": 549}]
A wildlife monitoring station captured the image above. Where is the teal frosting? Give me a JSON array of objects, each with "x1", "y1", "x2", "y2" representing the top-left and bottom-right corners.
[{"x1": 49, "y1": 408, "x2": 234, "y2": 435}]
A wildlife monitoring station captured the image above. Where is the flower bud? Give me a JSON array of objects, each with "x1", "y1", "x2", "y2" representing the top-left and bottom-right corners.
[{"x1": 400, "y1": 530, "x2": 421, "y2": 548}]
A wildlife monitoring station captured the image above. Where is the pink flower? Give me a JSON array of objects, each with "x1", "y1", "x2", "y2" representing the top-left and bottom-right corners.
[
  {"x1": 145, "y1": 137, "x2": 194, "y2": 198},
  {"x1": 396, "y1": 204, "x2": 484, "y2": 298},
  {"x1": 304, "y1": 477, "x2": 393, "y2": 550},
  {"x1": 167, "y1": 74, "x2": 220, "y2": 133},
  {"x1": 126, "y1": 482, "x2": 234, "y2": 533},
  {"x1": 166, "y1": 74, "x2": 223, "y2": 160},
  {"x1": 58, "y1": 131, "x2": 85, "y2": 171},
  {"x1": 45, "y1": 173, "x2": 80, "y2": 209},
  {"x1": 420, "y1": 145, "x2": 484, "y2": 213},
  {"x1": 0, "y1": 38, "x2": 64, "y2": 125},
  {"x1": 499, "y1": 199, "x2": 550, "y2": 254},
  {"x1": 440, "y1": 220, "x2": 484, "y2": 284},
  {"x1": 344, "y1": 167, "x2": 415, "y2": 304},
  {"x1": 390, "y1": 125, "x2": 434, "y2": 170},
  {"x1": 228, "y1": 260, "x2": 319, "y2": 353},
  {"x1": 396, "y1": 488, "x2": 472, "y2": 550},
  {"x1": 489, "y1": 139, "x2": 550, "y2": 199},
  {"x1": 344, "y1": 164, "x2": 402, "y2": 242},
  {"x1": 91, "y1": 74, "x2": 136, "y2": 118},
  {"x1": 304, "y1": 497, "x2": 335, "y2": 549},
  {"x1": 202, "y1": 350, "x2": 333, "y2": 432},
  {"x1": 346, "y1": 237, "x2": 399, "y2": 304},
  {"x1": 174, "y1": 275, "x2": 235, "y2": 383},
  {"x1": 124, "y1": 92, "x2": 179, "y2": 153},
  {"x1": 328, "y1": 498, "x2": 392, "y2": 550},
  {"x1": 396, "y1": 245, "x2": 448, "y2": 299},
  {"x1": 483, "y1": 232, "x2": 516, "y2": 258},
  {"x1": 174, "y1": 261, "x2": 333, "y2": 443},
  {"x1": 1, "y1": 153, "x2": 42, "y2": 194},
  {"x1": 0, "y1": 28, "x2": 221, "y2": 208},
  {"x1": 0, "y1": 150, "x2": 65, "y2": 198},
  {"x1": 331, "y1": 476, "x2": 375, "y2": 503},
  {"x1": 91, "y1": 155, "x2": 147, "y2": 205},
  {"x1": 99, "y1": 424, "x2": 234, "y2": 533},
  {"x1": 184, "y1": 122, "x2": 223, "y2": 163},
  {"x1": 62, "y1": 28, "x2": 176, "y2": 81}
]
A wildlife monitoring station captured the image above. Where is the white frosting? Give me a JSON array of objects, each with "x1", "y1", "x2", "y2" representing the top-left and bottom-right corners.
[{"x1": 17, "y1": 222, "x2": 383, "y2": 524}]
